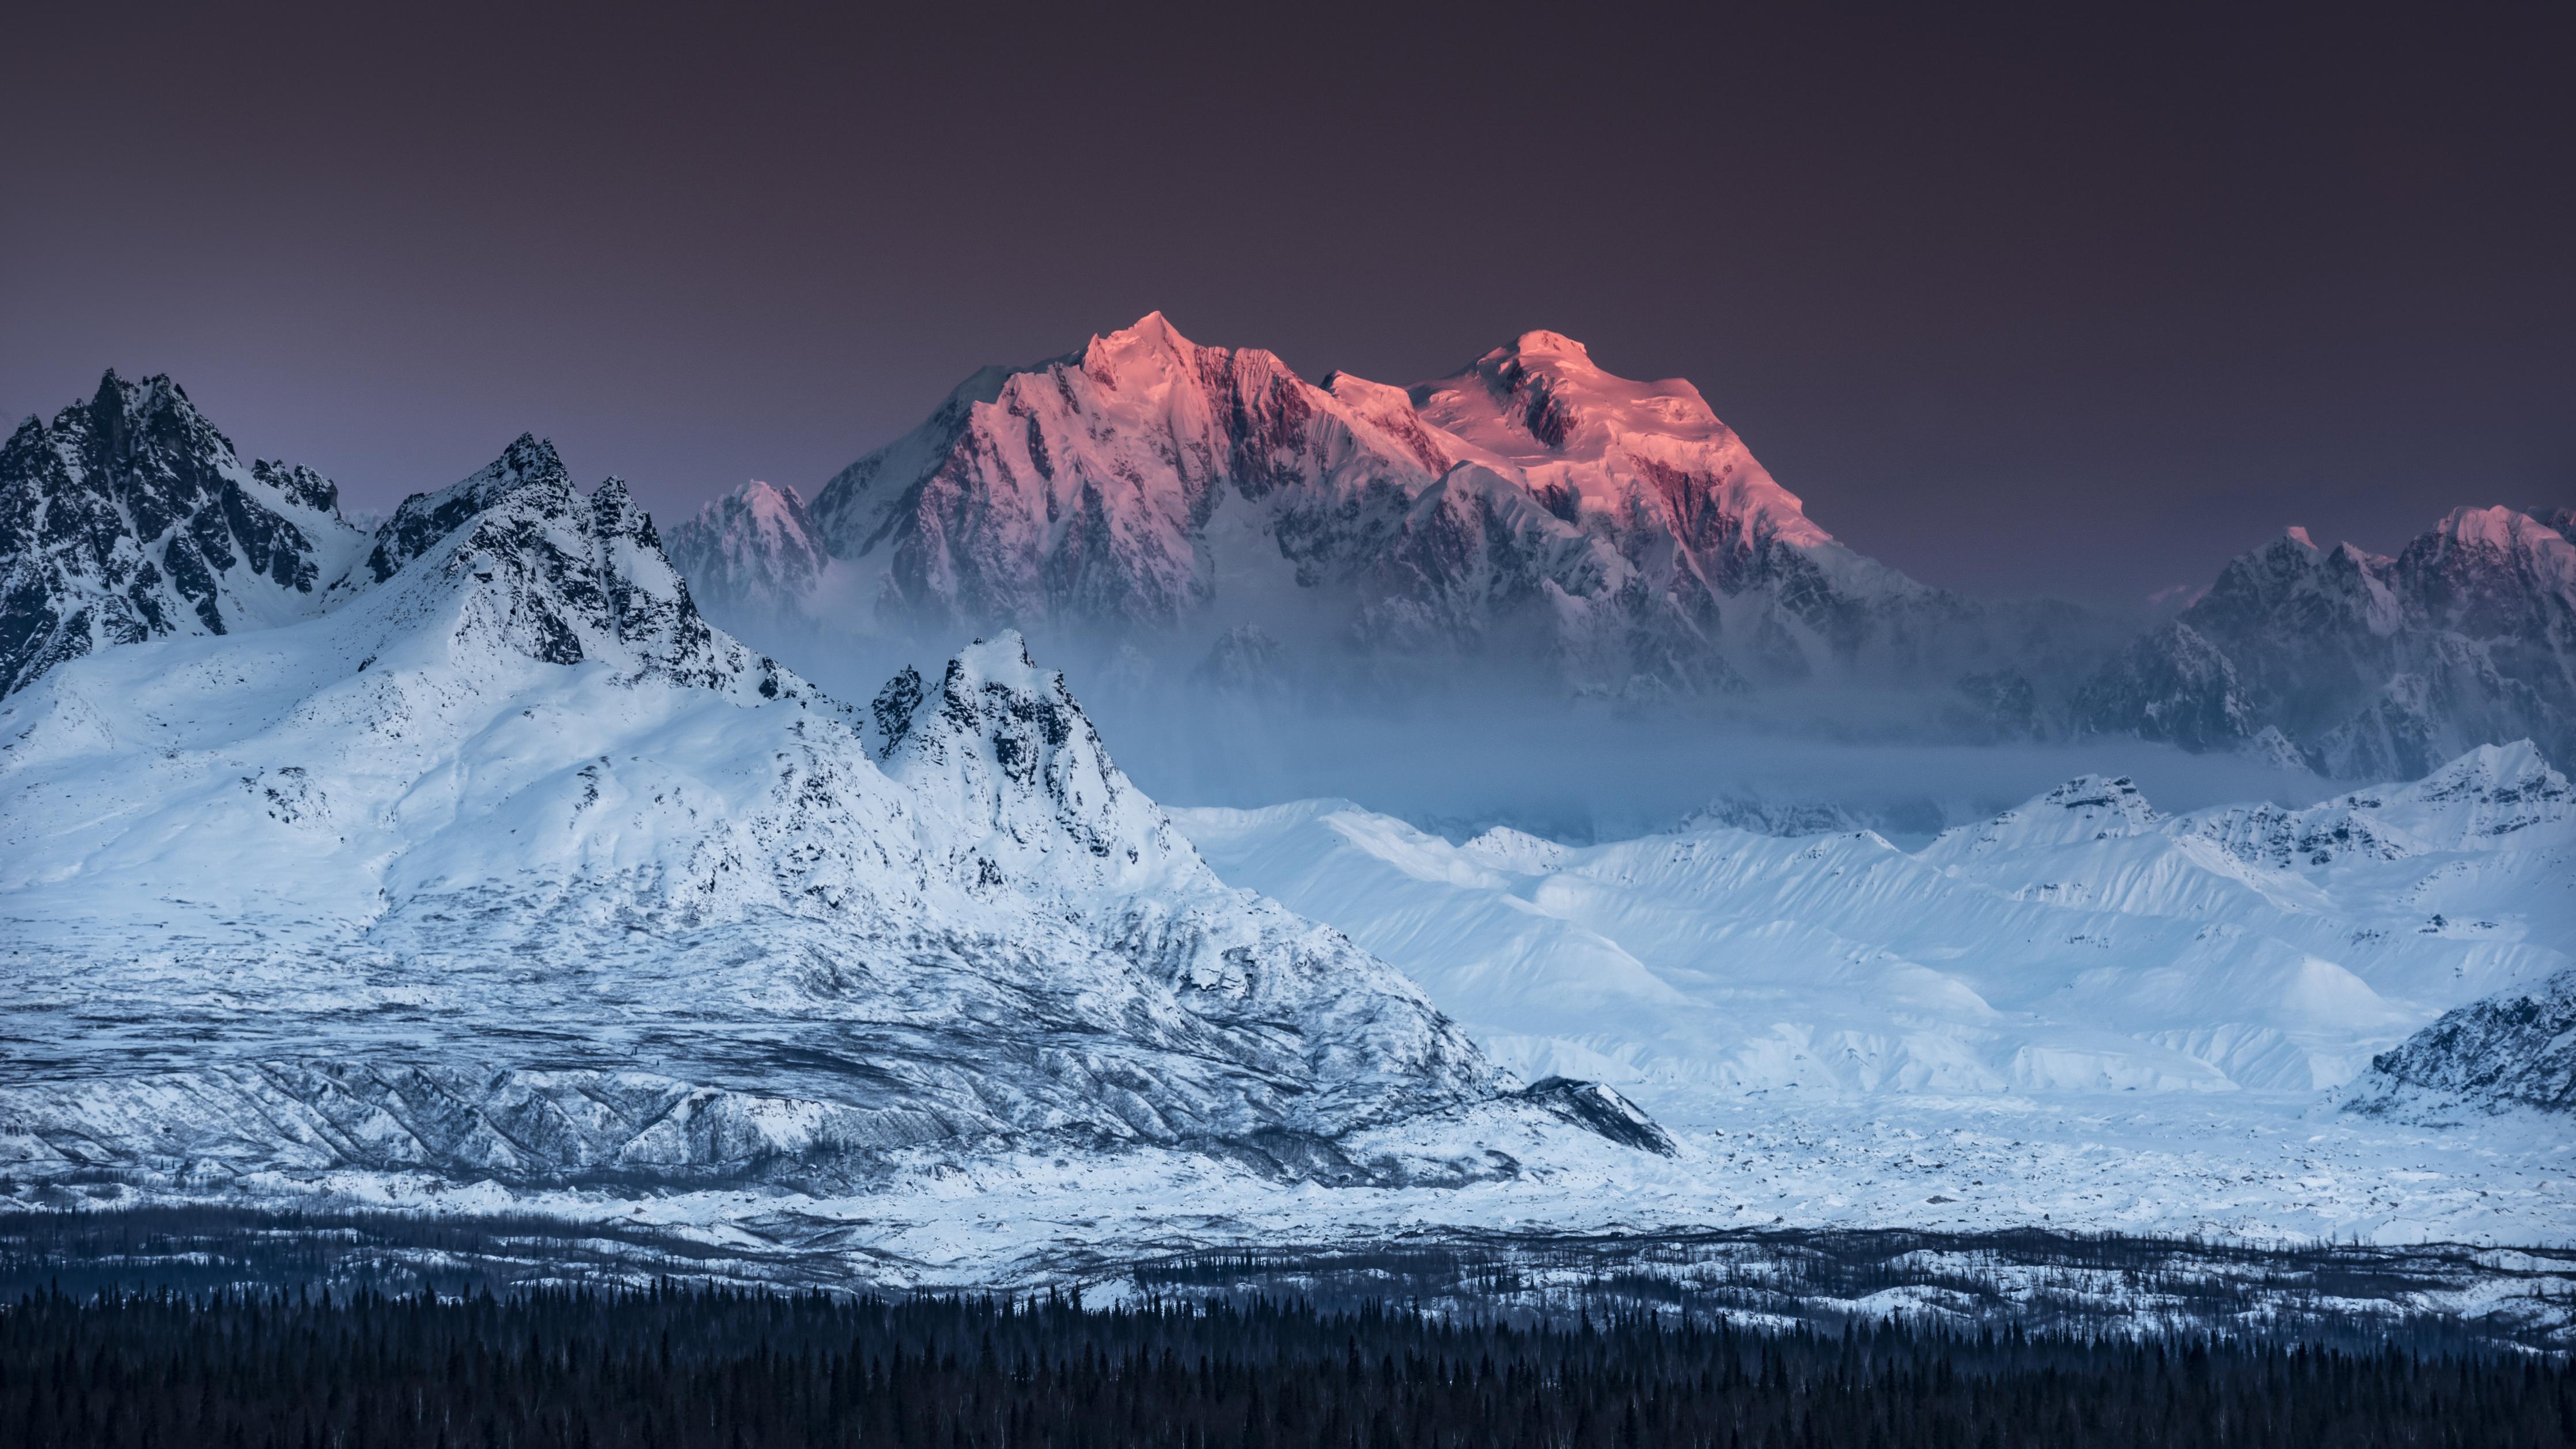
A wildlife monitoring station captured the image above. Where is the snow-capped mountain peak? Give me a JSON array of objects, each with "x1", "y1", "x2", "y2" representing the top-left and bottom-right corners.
[
  {"x1": 323, "y1": 436, "x2": 797, "y2": 705},
  {"x1": 1, "y1": 369, "x2": 366, "y2": 696},
  {"x1": 1503, "y1": 328, "x2": 1592, "y2": 361},
  {"x1": 2434, "y1": 502, "x2": 2560, "y2": 550},
  {"x1": 874, "y1": 629, "x2": 1192, "y2": 894},
  {"x1": 1410, "y1": 330, "x2": 1833, "y2": 553},
  {"x1": 1081, "y1": 309, "x2": 1196, "y2": 375},
  {"x1": 752, "y1": 314, "x2": 1983, "y2": 694},
  {"x1": 2081, "y1": 502, "x2": 2576, "y2": 778},
  {"x1": 2382, "y1": 739, "x2": 2571, "y2": 835},
  {"x1": 1430, "y1": 327, "x2": 1727, "y2": 449},
  {"x1": 351, "y1": 432, "x2": 573, "y2": 589},
  {"x1": 2416, "y1": 504, "x2": 2576, "y2": 607},
  {"x1": 1926, "y1": 774, "x2": 2163, "y2": 858}
]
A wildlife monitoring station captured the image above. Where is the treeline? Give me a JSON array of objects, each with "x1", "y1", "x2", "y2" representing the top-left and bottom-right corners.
[
  {"x1": 5, "y1": 1282, "x2": 2570, "y2": 1449},
  {"x1": 7, "y1": 1207, "x2": 2563, "y2": 1353}
]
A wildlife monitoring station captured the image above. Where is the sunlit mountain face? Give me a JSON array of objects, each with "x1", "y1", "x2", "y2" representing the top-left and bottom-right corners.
[{"x1": 752, "y1": 314, "x2": 2081, "y2": 705}]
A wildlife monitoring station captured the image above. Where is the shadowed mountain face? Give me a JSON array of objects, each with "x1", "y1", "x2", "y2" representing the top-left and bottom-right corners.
[
  {"x1": 2349, "y1": 966, "x2": 2576, "y2": 1119},
  {"x1": 665, "y1": 479, "x2": 828, "y2": 624},
  {"x1": 2077, "y1": 512, "x2": 2576, "y2": 777}
]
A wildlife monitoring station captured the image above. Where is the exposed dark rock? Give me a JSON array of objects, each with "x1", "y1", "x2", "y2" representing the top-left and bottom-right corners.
[
  {"x1": 0, "y1": 370, "x2": 361, "y2": 696},
  {"x1": 1513, "y1": 1077, "x2": 1676, "y2": 1155},
  {"x1": 2075, "y1": 621, "x2": 2255, "y2": 751},
  {"x1": 2347, "y1": 968, "x2": 2576, "y2": 1118}
]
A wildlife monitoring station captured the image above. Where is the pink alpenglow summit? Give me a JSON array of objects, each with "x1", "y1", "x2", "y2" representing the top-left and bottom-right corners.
[{"x1": 715, "y1": 314, "x2": 2041, "y2": 697}]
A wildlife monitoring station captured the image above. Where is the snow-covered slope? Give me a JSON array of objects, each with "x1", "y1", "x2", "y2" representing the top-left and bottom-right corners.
[
  {"x1": 736, "y1": 315, "x2": 2079, "y2": 697},
  {"x1": 1172, "y1": 743, "x2": 2576, "y2": 1110},
  {"x1": 2082, "y1": 510, "x2": 2576, "y2": 775},
  {"x1": 0, "y1": 437, "x2": 1643, "y2": 1197},
  {"x1": 1, "y1": 371, "x2": 367, "y2": 697}
]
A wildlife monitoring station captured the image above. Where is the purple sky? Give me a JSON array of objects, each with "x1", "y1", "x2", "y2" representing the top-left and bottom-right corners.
[{"x1": 5, "y1": 2, "x2": 2570, "y2": 607}]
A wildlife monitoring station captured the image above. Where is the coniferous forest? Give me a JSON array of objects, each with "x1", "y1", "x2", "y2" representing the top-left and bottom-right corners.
[{"x1": 4, "y1": 1283, "x2": 2570, "y2": 1449}]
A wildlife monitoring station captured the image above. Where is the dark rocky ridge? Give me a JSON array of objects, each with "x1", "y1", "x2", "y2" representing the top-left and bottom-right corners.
[
  {"x1": 0, "y1": 371, "x2": 362, "y2": 696},
  {"x1": 2347, "y1": 968, "x2": 2576, "y2": 1118},
  {"x1": 2078, "y1": 510, "x2": 2576, "y2": 776}
]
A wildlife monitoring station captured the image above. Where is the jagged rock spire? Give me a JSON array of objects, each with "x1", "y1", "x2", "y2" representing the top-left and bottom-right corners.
[
  {"x1": 0, "y1": 369, "x2": 363, "y2": 696},
  {"x1": 873, "y1": 629, "x2": 1189, "y2": 891}
]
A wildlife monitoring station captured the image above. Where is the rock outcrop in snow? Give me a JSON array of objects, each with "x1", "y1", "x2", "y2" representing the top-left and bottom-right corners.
[
  {"x1": 1, "y1": 370, "x2": 366, "y2": 696},
  {"x1": 2346, "y1": 968, "x2": 2576, "y2": 1118},
  {"x1": 872, "y1": 631, "x2": 1192, "y2": 891},
  {"x1": 333, "y1": 433, "x2": 795, "y2": 697}
]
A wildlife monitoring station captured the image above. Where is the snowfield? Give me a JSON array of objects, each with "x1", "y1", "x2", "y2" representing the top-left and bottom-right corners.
[
  {"x1": 1172, "y1": 747, "x2": 2574, "y2": 1104},
  {"x1": 1153, "y1": 750, "x2": 2576, "y2": 1252}
]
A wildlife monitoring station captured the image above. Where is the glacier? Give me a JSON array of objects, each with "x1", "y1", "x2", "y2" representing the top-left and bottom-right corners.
[{"x1": 1175, "y1": 746, "x2": 2575, "y2": 1104}]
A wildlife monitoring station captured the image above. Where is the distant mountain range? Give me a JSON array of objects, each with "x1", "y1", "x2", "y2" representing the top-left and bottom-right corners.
[
  {"x1": 2080, "y1": 509, "x2": 2576, "y2": 778},
  {"x1": 666, "y1": 316, "x2": 2108, "y2": 709},
  {"x1": 653, "y1": 316, "x2": 2575, "y2": 774}
]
